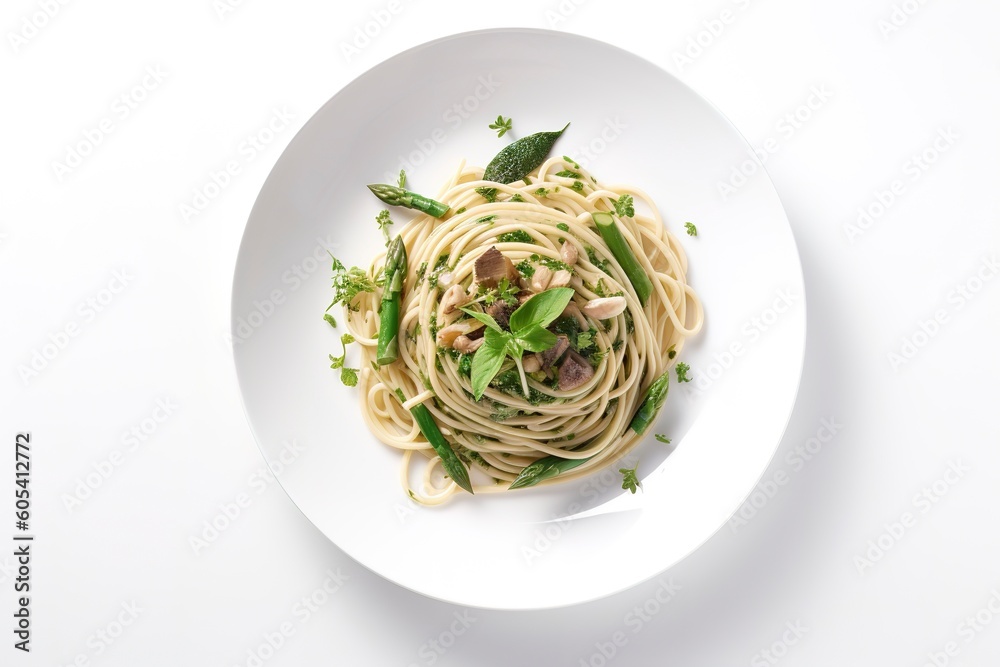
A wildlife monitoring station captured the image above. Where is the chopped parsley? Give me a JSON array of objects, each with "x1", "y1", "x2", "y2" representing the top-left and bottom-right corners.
[
  {"x1": 684, "y1": 222, "x2": 697, "y2": 236},
  {"x1": 455, "y1": 206, "x2": 467, "y2": 215},
  {"x1": 488, "y1": 115, "x2": 513, "y2": 138},
  {"x1": 613, "y1": 194, "x2": 635, "y2": 218},
  {"x1": 476, "y1": 214, "x2": 497, "y2": 224},
  {"x1": 562, "y1": 155, "x2": 580, "y2": 169},
  {"x1": 323, "y1": 313, "x2": 337, "y2": 328},
  {"x1": 533, "y1": 187, "x2": 550, "y2": 198},
  {"x1": 556, "y1": 222, "x2": 570, "y2": 232},
  {"x1": 576, "y1": 329, "x2": 596, "y2": 352},
  {"x1": 498, "y1": 230, "x2": 533, "y2": 244},
  {"x1": 619, "y1": 464, "x2": 641, "y2": 494},
  {"x1": 478, "y1": 277, "x2": 518, "y2": 307},
  {"x1": 509, "y1": 194, "x2": 525, "y2": 203},
  {"x1": 675, "y1": 362, "x2": 692, "y2": 383},
  {"x1": 586, "y1": 247, "x2": 612, "y2": 275},
  {"x1": 655, "y1": 434, "x2": 671, "y2": 444},
  {"x1": 555, "y1": 169, "x2": 581, "y2": 179},
  {"x1": 515, "y1": 260, "x2": 535, "y2": 278},
  {"x1": 571, "y1": 181, "x2": 585, "y2": 194}
]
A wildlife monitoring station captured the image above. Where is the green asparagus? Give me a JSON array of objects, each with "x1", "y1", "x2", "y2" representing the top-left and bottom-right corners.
[
  {"x1": 508, "y1": 454, "x2": 590, "y2": 490},
  {"x1": 592, "y1": 211, "x2": 654, "y2": 307},
  {"x1": 377, "y1": 236, "x2": 406, "y2": 365},
  {"x1": 394, "y1": 389, "x2": 473, "y2": 494},
  {"x1": 629, "y1": 370, "x2": 670, "y2": 435},
  {"x1": 367, "y1": 184, "x2": 450, "y2": 218}
]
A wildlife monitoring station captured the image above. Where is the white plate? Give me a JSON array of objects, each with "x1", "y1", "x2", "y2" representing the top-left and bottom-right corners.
[{"x1": 232, "y1": 28, "x2": 805, "y2": 610}]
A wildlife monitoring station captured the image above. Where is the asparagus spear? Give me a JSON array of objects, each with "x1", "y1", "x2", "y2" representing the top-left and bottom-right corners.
[
  {"x1": 629, "y1": 369, "x2": 670, "y2": 435},
  {"x1": 509, "y1": 454, "x2": 590, "y2": 490},
  {"x1": 393, "y1": 389, "x2": 473, "y2": 494},
  {"x1": 367, "y1": 184, "x2": 450, "y2": 218},
  {"x1": 592, "y1": 211, "x2": 654, "y2": 307},
  {"x1": 376, "y1": 236, "x2": 406, "y2": 365}
]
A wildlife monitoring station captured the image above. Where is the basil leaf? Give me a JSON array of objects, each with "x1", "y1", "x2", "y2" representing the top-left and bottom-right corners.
[
  {"x1": 470, "y1": 341, "x2": 507, "y2": 400},
  {"x1": 516, "y1": 325, "x2": 557, "y2": 353},
  {"x1": 509, "y1": 287, "x2": 575, "y2": 332},
  {"x1": 460, "y1": 306, "x2": 503, "y2": 333}
]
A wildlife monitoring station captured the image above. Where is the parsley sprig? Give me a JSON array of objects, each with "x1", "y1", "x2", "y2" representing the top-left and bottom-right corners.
[
  {"x1": 684, "y1": 222, "x2": 697, "y2": 237},
  {"x1": 461, "y1": 288, "x2": 575, "y2": 400},
  {"x1": 620, "y1": 463, "x2": 641, "y2": 494},
  {"x1": 489, "y1": 115, "x2": 513, "y2": 138},
  {"x1": 327, "y1": 255, "x2": 376, "y2": 312},
  {"x1": 329, "y1": 333, "x2": 359, "y2": 386}
]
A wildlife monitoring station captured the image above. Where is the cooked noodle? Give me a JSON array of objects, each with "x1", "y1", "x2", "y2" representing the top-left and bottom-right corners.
[{"x1": 342, "y1": 156, "x2": 703, "y2": 504}]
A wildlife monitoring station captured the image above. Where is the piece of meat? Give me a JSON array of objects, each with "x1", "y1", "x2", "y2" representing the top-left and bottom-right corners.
[
  {"x1": 538, "y1": 335, "x2": 570, "y2": 369},
  {"x1": 558, "y1": 350, "x2": 595, "y2": 391},
  {"x1": 487, "y1": 299, "x2": 517, "y2": 330},
  {"x1": 474, "y1": 246, "x2": 518, "y2": 288}
]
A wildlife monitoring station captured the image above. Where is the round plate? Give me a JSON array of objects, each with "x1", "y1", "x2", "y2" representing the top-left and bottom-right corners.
[{"x1": 232, "y1": 28, "x2": 805, "y2": 610}]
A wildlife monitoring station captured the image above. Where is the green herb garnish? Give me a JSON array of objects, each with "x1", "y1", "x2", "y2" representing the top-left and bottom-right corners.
[
  {"x1": 684, "y1": 222, "x2": 697, "y2": 236},
  {"x1": 461, "y1": 288, "x2": 574, "y2": 400},
  {"x1": 676, "y1": 362, "x2": 691, "y2": 383},
  {"x1": 619, "y1": 463, "x2": 641, "y2": 494},
  {"x1": 489, "y1": 115, "x2": 513, "y2": 138},
  {"x1": 613, "y1": 194, "x2": 635, "y2": 218}
]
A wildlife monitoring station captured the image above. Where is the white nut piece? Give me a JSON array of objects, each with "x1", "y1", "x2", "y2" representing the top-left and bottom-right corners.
[
  {"x1": 437, "y1": 271, "x2": 454, "y2": 289},
  {"x1": 436, "y1": 321, "x2": 482, "y2": 347},
  {"x1": 530, "y1": 266, "x2": 553, "y2": 292},
  {"x1": 441, "y1": 284, "x2": 470, "y2": 314},
  {"x1": 453, "y1": 335, "x2": 484, "y2": 354},
  {"x1": 583, "y1": 296, "x2": 627, "y2": 319},
  {"x1": 549, "y1": 269, "x2": 572, "y2": 288},
  {"x1": 522, "y1": 354, "x2": 541, "y2": 373},
  {"x1": 560, "y1": 242, "x2": 578, "y2": 265}
]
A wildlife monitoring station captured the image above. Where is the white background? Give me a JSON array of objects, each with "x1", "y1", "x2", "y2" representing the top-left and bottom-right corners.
[{"x1": 2, "y1": 0, "x2": 999, "y2": 665}]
